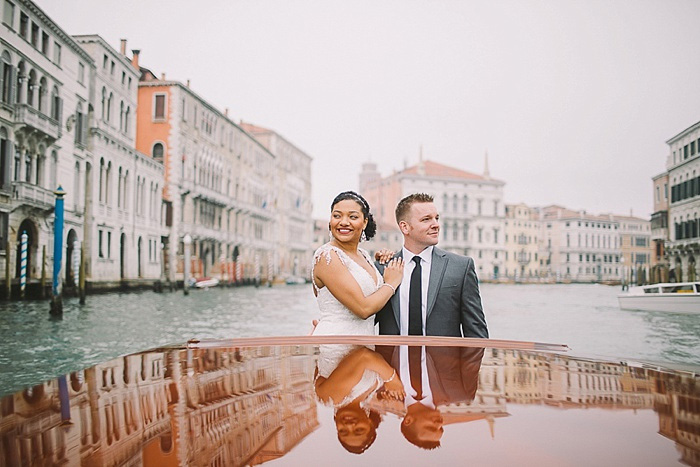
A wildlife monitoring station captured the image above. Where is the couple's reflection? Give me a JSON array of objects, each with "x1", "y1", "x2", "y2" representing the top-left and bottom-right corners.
[
  {"x1": 314, "y1": 344, "x2": 404, "y2": 453},
  {"x1": 315, "y1": 343, "x2": 483, "y2": 452},
  {"x1": 377, "y1": 345, "x2": 484, "y2": 449}
]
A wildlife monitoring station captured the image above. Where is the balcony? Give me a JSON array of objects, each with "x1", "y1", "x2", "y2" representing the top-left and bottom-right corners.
[
  {"x1": 13, "y1": 104, "x2": 61, "y2": 142},
  {"x1": 12, "y1": 182, "x2": 55, "y2": 211}
]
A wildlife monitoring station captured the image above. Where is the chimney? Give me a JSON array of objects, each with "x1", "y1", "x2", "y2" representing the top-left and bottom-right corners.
[
  {"x1": 131, "y1": 49, "x2": 140, "y2": 69},
  {"x1": 161, "y1": 73, "x2": 166, "y2": 80},
  {"x1": 120, "y1": 39, "x2": 127, "y2": 55},
  {"x1": 186, "y1": 79, "x2": 190, "y2": 88},
  {"x1": 225, "y1": 108, "x2": 229, "y2": 117}
]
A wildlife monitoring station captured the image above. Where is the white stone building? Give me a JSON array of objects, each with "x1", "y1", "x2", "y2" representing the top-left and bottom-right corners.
[
  {"x1": 134, "y1": 64, "x2": 277, "y2": 284},
  {"x1": 665, "y1": 120, "x2": 700, "y2": 281},
  {"x1": 360, "y1": 158, "x2": 506, "y2": 279},
  {"x1": 73, "y1": 36, "x2": 166, "y2": 283},
  {"x1": 503, "y1": 203, "x2": 540, "y2": 280},
  {"x1": 0, "y1": 0, "x2": 93, "y2": 293},
  {"x1": 240, "y1": 123, "x2": 313, "y2": 280},
  {"x1": 539, "y1": 206, "x2": 623, "y2": 282}
]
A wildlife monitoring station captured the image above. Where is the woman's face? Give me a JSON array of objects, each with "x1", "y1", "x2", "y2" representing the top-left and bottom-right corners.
[
  {"x1": 335, "y1": 406, "x2": 373, "y2": 448},
  {"x1": 330, "y1": 199, "x2": 368, "y2": 244}
]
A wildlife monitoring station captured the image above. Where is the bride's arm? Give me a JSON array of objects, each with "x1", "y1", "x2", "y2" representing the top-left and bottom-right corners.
[
  {"x1": 315, "y1": 347, "x2": 400, "y2": 402},
  {"x1": 314, "y1": 250, "x2": 402, "y2": 319}
]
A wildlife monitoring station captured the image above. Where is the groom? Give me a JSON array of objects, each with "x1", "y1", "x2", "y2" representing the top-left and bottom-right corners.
[{"x1": 375, "y1": 193, "x2": 488, "y2": 338}]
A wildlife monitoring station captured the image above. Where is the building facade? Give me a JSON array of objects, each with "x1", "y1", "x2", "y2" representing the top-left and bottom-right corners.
[
  {"x1": 73, "y1": 36, "x2": 166, "y2": 283},
  {"x1": 539, "y1": 206, "x2": 624, "y2": 283},
  {"x1": 360, "y1": 158, "x2": 506, "y2": 279},
  {"x1": 503, "y1": 203, "x2": 540, "y2": 280},
  {"x1": 134, "y1": 61, "x2": 279, "y2": 284},
  {"x1": 1, "y1": 0, "x2": 93, "y2": 291},
  {"x1": 665, "y1": 120, "x2": 700, "y2": 282},
  {"x1": 240, "y1": 122, "x2": 313, "y2": 280},
  {"x1": 650, "y1": 172, "x2": 669, "y2": 282}
]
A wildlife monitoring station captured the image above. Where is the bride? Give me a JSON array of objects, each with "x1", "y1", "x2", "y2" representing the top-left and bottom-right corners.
[{"x1": 312, "y1": 191, "x2": 404, "y2": 336}]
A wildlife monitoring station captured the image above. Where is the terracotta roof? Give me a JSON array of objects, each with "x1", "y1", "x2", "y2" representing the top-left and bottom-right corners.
[
  {"x1": 401, "y1": 160, "x2": 488, "y2": 181},
  {"x1": 240, "y1": 122, "x2": 270, "y2": 135}
]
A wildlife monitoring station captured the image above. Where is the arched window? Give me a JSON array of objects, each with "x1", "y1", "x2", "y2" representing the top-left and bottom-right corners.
[
  {"x1": 74, "y1": 161, "x2": 81, "y2": 210},
  {"x1": 106, "y1": 92, "x2": 113, "y2": 123},
  {"x1": 119, "y1": 101, "x2": 124, "y2": 131},
  {"x1": 101, "y1": 87, "x2": 107, "y2": 120},
  {"x1": 152, "y1": 142, "x2": 164, "y2": 161},
  {"x1": 1, "y1": 51, "x2": 13, "y2": 104},
  {"x1": 26, "y1": 69, "x2": 36, "y2": 107},
  {"x1": 99, "y1": 158, "x2": 105, "y2": 203},
  {"x1": 117, "y1": 167, "x2": 122, "y2": 208},
  {"x1": 24, "y1": 150, "x2": 32, "y2": 182},
  {"x1": 15, "y1": 61, "x2": 25, "y2": 104},
  {"x1": 105, "y1": 161, "x2": 112, "y2": 205},
  {"x1": 0, "y1": 126, "x2": 9, "y2": 188},
  {"x1": 124, "y1": 107, "x2": 130, "y2": 134},
  {"x1": 50, "y1": 86, "x2": 60, "y2": 120},
  {"x1": 38, "y1": 76, "x2": 47, "y2": 112}
]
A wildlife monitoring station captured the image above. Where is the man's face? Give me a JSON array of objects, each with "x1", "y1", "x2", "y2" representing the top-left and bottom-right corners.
[
  {"x1": 403, "y1": 407, "x2": 444, "y2": 445},
  {"x1": 400, "y1": 202, "x2": 440, "y2": 253}
]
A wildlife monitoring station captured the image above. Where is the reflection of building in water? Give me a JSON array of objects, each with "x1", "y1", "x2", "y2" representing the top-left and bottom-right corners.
[
  {"x1": 250, "y1": 345, "x2": 319, "y2": 465},
  {"x1": 0, "y1": 345, "x2": 320, "y2": 467},
  {"x1": 654, "y1": 371, "x2": 700, "y2": 467},
  {"x1": 2, "y1": 345, "x2": 698, "y2": 465}
]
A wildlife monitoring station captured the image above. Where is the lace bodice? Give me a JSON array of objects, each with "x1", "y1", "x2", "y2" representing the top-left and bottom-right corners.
[
  {"x1": 316, "y1": 344, "x2": 383, "y2": 410},
  {"x1": 311, "y1": 243, "x2": 382, "y2": 336}
]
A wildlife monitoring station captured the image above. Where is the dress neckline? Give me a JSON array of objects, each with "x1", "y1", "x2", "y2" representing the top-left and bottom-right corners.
[{"x1": 327, "y1": 244, "x2": 381, "y2": 288}]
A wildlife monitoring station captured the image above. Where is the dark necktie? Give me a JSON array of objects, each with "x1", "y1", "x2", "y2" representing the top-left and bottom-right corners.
[
  {"x1": 409, "y1": 346, "x2": 423, "y2": 400},
  {"x1": 409, "y1": 256, "x2": 423, "y2": 336}
]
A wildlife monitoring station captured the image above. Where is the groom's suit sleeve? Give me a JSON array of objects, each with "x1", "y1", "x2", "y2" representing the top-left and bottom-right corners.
[{"x1": 460, "y1": 257, "x2": 489, "y2": 338}]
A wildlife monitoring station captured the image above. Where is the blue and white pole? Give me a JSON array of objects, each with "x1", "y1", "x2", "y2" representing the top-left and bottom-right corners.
[
  {"x1": 72, "y1": 240, "x2": 79, "y2": 287},
  {"x1": 183, "y1": 234, "x2": 191, "y2": 295},
  {"x1": 50, "y1": 186, "x2": 66, "y2": 315},
  {"x1": 19, "y1": 232, "x2": 27, "y2": 298}
]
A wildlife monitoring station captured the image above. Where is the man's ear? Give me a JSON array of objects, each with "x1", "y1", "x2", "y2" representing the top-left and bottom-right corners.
[
  {"x1": 402, "y1": 415, "x2": 414, "y2": 426},
  {"x1": 399, "y1": 220, "x2": 409, "y2": 234}
]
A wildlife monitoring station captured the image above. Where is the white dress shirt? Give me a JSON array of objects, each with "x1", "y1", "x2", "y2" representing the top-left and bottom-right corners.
[
  {"x1": 399, "y1": 345, "x2": 435, "y2": 408},
  {"x1": 399, "y1": 246, "x2": 433, "y2": 336}
]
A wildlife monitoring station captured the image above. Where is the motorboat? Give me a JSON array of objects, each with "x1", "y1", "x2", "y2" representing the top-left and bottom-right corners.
[
  {"x1": 618, "y1": 281, "x2": 700, "y2": 313},
  {"x1": 194, "y1": 277, "x2": 220, "y2": 289},
  {"x1": 2, "y1": 335, "x2": 698, "y2": 466}
]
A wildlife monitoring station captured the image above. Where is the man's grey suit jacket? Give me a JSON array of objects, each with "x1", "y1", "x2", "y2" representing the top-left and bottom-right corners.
[{"x1": 375, "y1": 247, "x2": 488, "y2": 338}]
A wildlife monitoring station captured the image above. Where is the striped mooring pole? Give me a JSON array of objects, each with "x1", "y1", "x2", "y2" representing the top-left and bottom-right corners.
[
  {"x1": 19, "y1": 232, "x2": 27, "y2": 299},
  {"x1": 50, "y1": 186, "x2": 66, "y2": 316}
]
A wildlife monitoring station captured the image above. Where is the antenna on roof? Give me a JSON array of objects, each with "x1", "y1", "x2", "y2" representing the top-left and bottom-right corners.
[
  {"x1": 484, "y1": 150, "x2": 490, "y2": 179},
  {"x1": 419, "y1": 144, "x2": 423, "y2": 162}
]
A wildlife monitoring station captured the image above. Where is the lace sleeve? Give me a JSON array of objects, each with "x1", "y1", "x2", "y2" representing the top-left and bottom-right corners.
[{"x1": 311, "y1": 243, "x2": 350, "y2": 292}]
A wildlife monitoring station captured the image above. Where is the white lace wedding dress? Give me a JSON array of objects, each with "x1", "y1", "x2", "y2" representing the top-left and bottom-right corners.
[
  {"x1": 312, "y1": 243, "x2": 384, "y2": 389},
  {"x1": 311, "y1": 243, "x2": 383, "y2": 337}
]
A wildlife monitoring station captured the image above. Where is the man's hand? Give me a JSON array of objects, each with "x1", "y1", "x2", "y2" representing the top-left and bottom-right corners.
[{"x1": 374, "y1": 248, "x2": 396, "y2": 264}]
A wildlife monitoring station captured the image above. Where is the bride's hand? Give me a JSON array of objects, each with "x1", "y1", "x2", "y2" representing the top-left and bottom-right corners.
[
  {"x1": 382, "y1": 258, "x2": 404, "y2": 289},
  {"x1": 382, "y1": 377, "x2": 405, "y2": 401}
]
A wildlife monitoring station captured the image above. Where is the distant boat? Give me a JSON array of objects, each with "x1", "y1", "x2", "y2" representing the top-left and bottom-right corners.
[
  {"x1": 618, "y1": 281, "x2": 700, "y2": 313},
  {"x1": 195, "y1": 277, "x2": 220, "y2": 289},
  {"x1": 285, "y1": 276, "x2": 307, "y2": 285}
]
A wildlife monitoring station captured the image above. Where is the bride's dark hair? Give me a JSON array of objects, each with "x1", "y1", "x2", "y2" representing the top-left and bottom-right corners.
[{"x1": 331, "y1": 191, "x2": 377, "y2": 240}]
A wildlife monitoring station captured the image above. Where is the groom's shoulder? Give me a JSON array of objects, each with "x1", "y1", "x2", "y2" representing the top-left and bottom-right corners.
[{"x1": 437, "y1": 247, "x2": 474, "y2": 264}]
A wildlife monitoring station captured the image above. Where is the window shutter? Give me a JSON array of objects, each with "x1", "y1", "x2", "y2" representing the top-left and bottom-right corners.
[
  {"x1": 81, "y1": 112, "x2": 87, "y2": 144},
  {"x1": 8, "y1": 66, "x2": 15, "y2": 104},
  {"x1": 2, "y1": 140, "x2": 12, "y2": 188}
]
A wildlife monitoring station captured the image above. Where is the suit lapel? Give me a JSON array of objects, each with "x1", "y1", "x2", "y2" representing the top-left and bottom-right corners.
[
  {"x1": 426, "y1": 248, "x2": 448, "y2": 320},
  {"x1": 390, "y1": 251, "x2": 403, "y2": 329}
]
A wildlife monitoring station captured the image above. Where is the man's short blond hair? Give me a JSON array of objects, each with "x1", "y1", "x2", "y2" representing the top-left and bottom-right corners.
[{"x1": 395, "y1": 193, "x2": 434, "y2": 224}]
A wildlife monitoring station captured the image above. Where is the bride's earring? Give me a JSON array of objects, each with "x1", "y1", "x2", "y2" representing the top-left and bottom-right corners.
[
  {"x1": 360, "y1": 230, "x2": 367, "y2": 242},
  {"x1": 329, "y1": 227, "x2": 334, "y2": 241}
]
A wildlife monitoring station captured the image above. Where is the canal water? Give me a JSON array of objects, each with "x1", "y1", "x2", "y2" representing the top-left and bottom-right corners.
[{"x1": 1, "y1": 283, "x2": 698, "y2": 395}]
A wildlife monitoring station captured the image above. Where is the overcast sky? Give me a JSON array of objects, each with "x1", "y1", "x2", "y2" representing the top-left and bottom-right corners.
[{"x1": 41, "y1": 0, "x2": 700, "y2": 219}]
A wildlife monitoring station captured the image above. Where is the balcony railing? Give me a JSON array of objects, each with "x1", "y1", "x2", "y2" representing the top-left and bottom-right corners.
[
  {"x1": 12, "y1": 181, "x2": 54, "y2": 210},
  {"x1": 13, "y1": 104, "x2": 60, "y2": 141}
]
